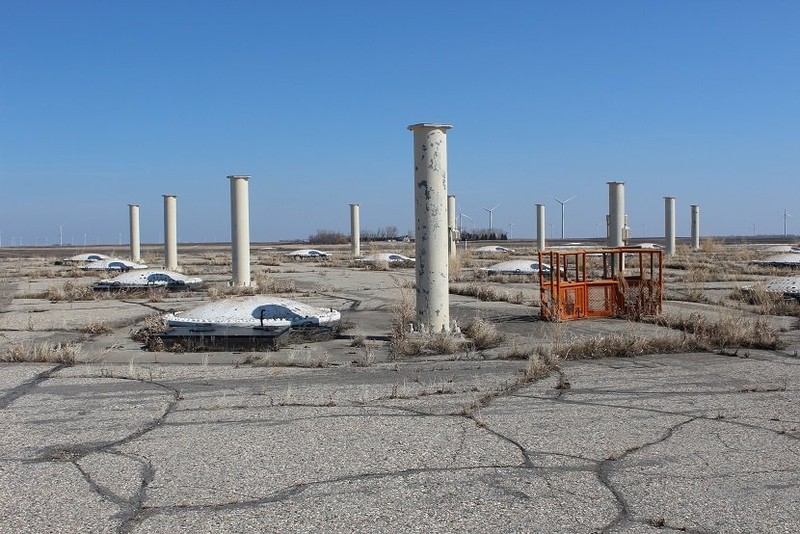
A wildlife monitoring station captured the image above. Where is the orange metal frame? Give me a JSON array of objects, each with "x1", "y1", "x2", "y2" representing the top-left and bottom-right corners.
[{"x1": 538, "y1": 248, "x2": 663, "y2": 321}]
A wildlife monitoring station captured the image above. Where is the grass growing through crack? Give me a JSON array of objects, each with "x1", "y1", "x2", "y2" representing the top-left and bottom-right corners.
[
  {"x1": 461, "y1": 317, "x2": 505, "y2": 350},
  {"x1": 3, "y1": 342, "x2": 81, "y2": 363},
  {"x1": 450, "y1": 282, "x2": 525, "y2": 304}
]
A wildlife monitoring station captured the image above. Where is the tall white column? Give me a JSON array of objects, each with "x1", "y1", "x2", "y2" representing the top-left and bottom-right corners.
[
  {"x1": 128, "y1": 204, "x2": 140, "y2": 262},
  {"x1": 229, "y1": 175, "x2": 251, "y2": 286},
  {"x1": 163, "y1": 195, "x2": 178, "y2": 270},
  {"x1": 408, "y1": 123, "x2": 452, "y2": 334},
  {"x1": 447, "y1": 195, "x2": 457, "y2": 257},
  {"x1": 664, "y1": 196, "x2": 676, "y2": 256},
  {"x1": 691, "y1": 204, "x2": 700, "y2": 250},
  {"x1": 536, "y1": 203, "x2": 546, "y2": 251},
  {"x1": 607, "y1": 181, "x2": 625, "y2": 247},
  {"x1": 350, "y1": 203, "x2": 360, "y2": 257}
]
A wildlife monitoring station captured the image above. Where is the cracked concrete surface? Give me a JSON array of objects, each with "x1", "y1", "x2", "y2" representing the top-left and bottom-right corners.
[
  {"x1": 1, "y1": 352, "x2": 797, "y2": 533},
  {"x1": 2, "y1": 246, "x2": 799, "y2": 532}
]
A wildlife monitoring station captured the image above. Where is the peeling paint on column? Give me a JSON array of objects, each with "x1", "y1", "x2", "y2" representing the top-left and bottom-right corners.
[{"x1": 408, "y1": 123, "x2": 452, "y2": 333}]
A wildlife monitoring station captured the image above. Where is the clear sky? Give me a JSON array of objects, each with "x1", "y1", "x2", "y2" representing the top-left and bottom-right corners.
[{"x1": 1, "y1": 1, "x2": 798, "y2": 246}]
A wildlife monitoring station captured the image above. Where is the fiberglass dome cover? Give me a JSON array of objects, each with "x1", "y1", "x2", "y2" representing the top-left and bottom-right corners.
[
  {"x1": 63, "y1": 253, "x2": 111, "y2": 263},
  {"x1": 82, "y1": 258, "x2": 148, "y2": 271},
  {"x1": 482, "y1": 259, "x2": 551, "y2": 274},
  {"x1": 754, "y1": 253, "x2": 800, "y2": 266},
  {"x1": 358, "y1": 252, "x2": 415, "y2": 263},
  {"x1": 286, "y1": 249, "x2": 330, "y2": 258},
  {"x1": 474, "y1": 245, "x2": 515, "y2": 254},
  {"x1": 163, "y1": 296, "x2": 341, "y2": 328},
  {"x1": 763, "y1": 277, "x2": 800, "y2": 297},
  {"x1": 94, "y1": 270, "x2": 203, "y2": 289}
]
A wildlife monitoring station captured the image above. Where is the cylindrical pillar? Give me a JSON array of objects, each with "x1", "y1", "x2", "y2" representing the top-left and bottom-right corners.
[
  {"x1": 350, "y1": 203, "x2": 360, "y2": 257},
  {"x1": 664, "y1": 197, "x2": 676, "y2": 256},
  {"x1": 607, "y1": 181, "x2": 625, "y2": 247},
  {"x1": 691, "y1": 204, "x2": 700, "y2": 250},
  {"x1": 128, "y1": 204, "x2": 140, "y2": 262},
  {"x1": 408, "y1": 123, "x2": 452, "y2": 334},
  {"x1": 163, "y1": 195, "x2": 178, "y2": 270},
  {"x1": 536, "y1": 203, "x2": 546, "y2": 251},
  {"x1": 229, "y1": 175, "x2": 251, "y2": 286},
  {"x1": 447, "y1": 195, "x2": 457, "y2": 257}
]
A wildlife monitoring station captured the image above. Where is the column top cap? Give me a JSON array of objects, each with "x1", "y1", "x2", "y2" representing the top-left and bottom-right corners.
[
  {"x1": 407, "y1": 123, "x2": 453, "y2": 131},
  {"x1": 162, "y1": 194, "x2": 177, "y2": 198},
  {"x1": 128, "y1": 203, "x2": 139, "y2": 207},
  {"x1": 606, "y1": 181, "x2": 625, "y2": 185},
  {"x1": 227, "y1": 175, "x2": 251, "y2": 180}
]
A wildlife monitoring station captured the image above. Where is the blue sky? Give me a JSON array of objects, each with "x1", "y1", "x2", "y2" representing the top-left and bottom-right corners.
[{"x1": 1, "y1": 1, "x2": 798, "y2": 246}]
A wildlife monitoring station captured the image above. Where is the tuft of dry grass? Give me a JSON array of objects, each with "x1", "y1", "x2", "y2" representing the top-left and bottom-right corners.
[
  {"x1": 45, "y1": 281, "x2": 96, "y2": 302},
  {"x1": 3, "y1": 342, "x2": 80, "y2": 364},
  {"x1": 462, "y1": 317, "x2": 505, "y2": 350},
  {"x1": 131, "y1": 313, "x2": 168, "y2": 349},
  {"x1": 730, "y1": 286, "x2": 800, "y2": 317},
  {"x1": 79, "y1": 322, "x2": 113, "y2": 335},
  {"x1": 253, "y1": 272, "x2": 297, "y2": 293},
  {"x1": 450, "y1": 282, "x2": 525, "y2": 304}
]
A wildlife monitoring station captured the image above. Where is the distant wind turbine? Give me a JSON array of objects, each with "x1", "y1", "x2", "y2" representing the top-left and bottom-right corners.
[
  {"x1": 483, "y1": 204, "x2": 500, "y2": 231},
  {"x1": 785, "y1": 209, "x2": 792, "y2": 236},
  {"x1": 553, "y1": 196, "x2": 576, "y2": 240}
]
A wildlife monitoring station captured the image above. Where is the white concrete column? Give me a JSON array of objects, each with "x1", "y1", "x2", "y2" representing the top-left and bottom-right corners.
[
  {"x1": 350, "y1": 203, "x2": 360, "y2": 257},
  {"x1": 163, "y1": 195, "x2": 178, "y2": 270},
  {"x1": 664, "y1": 197, "x2": 676, "y2": 256},
  {"x1": 536, "y1": 203, "x2": 546, "y2": 251},
  {"x1": 128, "y1": 204, "x2": 140, "y2": 262},
  {"x1": 447, "y1": 195, "x2": 457, "y2": 257},
  {"x1": 408, "y1": 123, "x2": 452, "y2": 334},
  {"x1": 691, "y1": 204, "x2": 700, "y2": 250},
  {"x1": 229, "y1": 175, "x2": 251, "y2": 286},
  {"x1": 607, "y1": 181, "x2": 625, "y2": 247}
]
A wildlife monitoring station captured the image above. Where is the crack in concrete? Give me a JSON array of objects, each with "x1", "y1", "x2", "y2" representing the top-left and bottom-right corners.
[
  {"x1": 596, "y1": 417, "x2": 698, "y2": 533},
  {"x1": 0, "y1": 363, "x2": 67, "y2": 409},
  {"x1": 11, "y1": 371, "x2": 182, "y2": 534},
  {"x1": 516, "y1": 392, "x2": 800, "y2": 440},
  {"x1": 134, "y1": 464, "x2": 527, "y2": 519}
]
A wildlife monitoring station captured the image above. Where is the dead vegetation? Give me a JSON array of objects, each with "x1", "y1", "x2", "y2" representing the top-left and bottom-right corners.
[
  {"x1": 2, "y1": 342, "x2": 80, "y2": 364},
  {"x1": 450, "y1": 282, "x2": 526, "y2": 304}
]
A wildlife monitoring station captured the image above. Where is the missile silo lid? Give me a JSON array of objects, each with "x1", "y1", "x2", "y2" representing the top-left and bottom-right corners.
[{"x1": 163, "y1": 296, "x2": 341, "y2": 328}]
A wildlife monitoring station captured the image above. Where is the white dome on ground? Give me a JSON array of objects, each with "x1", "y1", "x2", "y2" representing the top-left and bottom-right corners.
[
  {"x1": 754, "y1": 253, "x2": 800, "y2": 266},
  {"x1": 94, "y1": 270, "x2": 202, "y2": 290},
  {"x1": 164, "y1": 296, "x2": 341, "y2": 328},
  {"x1": 358, "y1": 253, "x2": 414, "y2": 264},
  {"x1": 474, "y1": 246, "x2": 515, "y2": 254},
  {"x1": 82, "y1": 258, "x2": 148, "y2": 271},
  {"x1": 482, "y1": 259, "x2": 551, "y2": 275}
]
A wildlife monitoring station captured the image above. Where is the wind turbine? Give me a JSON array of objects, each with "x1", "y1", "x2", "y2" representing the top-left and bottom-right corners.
[
  {"x1": 553, "y1": 196, "x2": 576, "y2": 240},
  {"x1": 508, "y1": 222, "x2": 514, "y2": 240},
  {"x1": 483, "y1": 204, "x2": 500, "y2": 231},
  {"x1": 785, "y1": 209, "x2": 792, "y2": 236}
]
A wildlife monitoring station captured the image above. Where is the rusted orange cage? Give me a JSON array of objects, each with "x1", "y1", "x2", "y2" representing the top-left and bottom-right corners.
[{"x1": 538, "y1": 248, "x2": 663, "y2": 321}]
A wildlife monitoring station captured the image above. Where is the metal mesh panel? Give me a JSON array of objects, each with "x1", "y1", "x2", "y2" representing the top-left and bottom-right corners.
[{"x1": 587, "y1": 285, "x2": 613, "y2": 314}]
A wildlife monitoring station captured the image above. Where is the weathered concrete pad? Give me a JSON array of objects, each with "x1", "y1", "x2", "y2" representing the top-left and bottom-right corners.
[
  {"x1": 133, "y1": 467, "x2": 618, "y2": 533},
  {"x1": 0, "y1": 351, "x2": 798, "y2": 532}
]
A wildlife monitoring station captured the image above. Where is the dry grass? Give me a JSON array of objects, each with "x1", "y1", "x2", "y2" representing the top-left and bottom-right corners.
[
  {"x1": 462, "y1": 317, "x2": 505, "y2": 350},
  {"x1": 131, "y1": 313, "x2": 168, "y2": 349},
  {"x1": 79, "y1": 322, "x2": 113, "y2": 335},
  {"x1": 44, "y1": 281, "x2": 97, "y2": 302},
  {"x1": 3, "y1": 342, "x2": 80, "y2": 363},
  {"x1": 655, "y1": 313, "x2": 783, "y2": 351},
  {"x1": 450, "y1": 282, "x2": 525, "y2": 304},
  {"x1": 730, "y1": 286, "x2": 800, "y2": 317}
]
